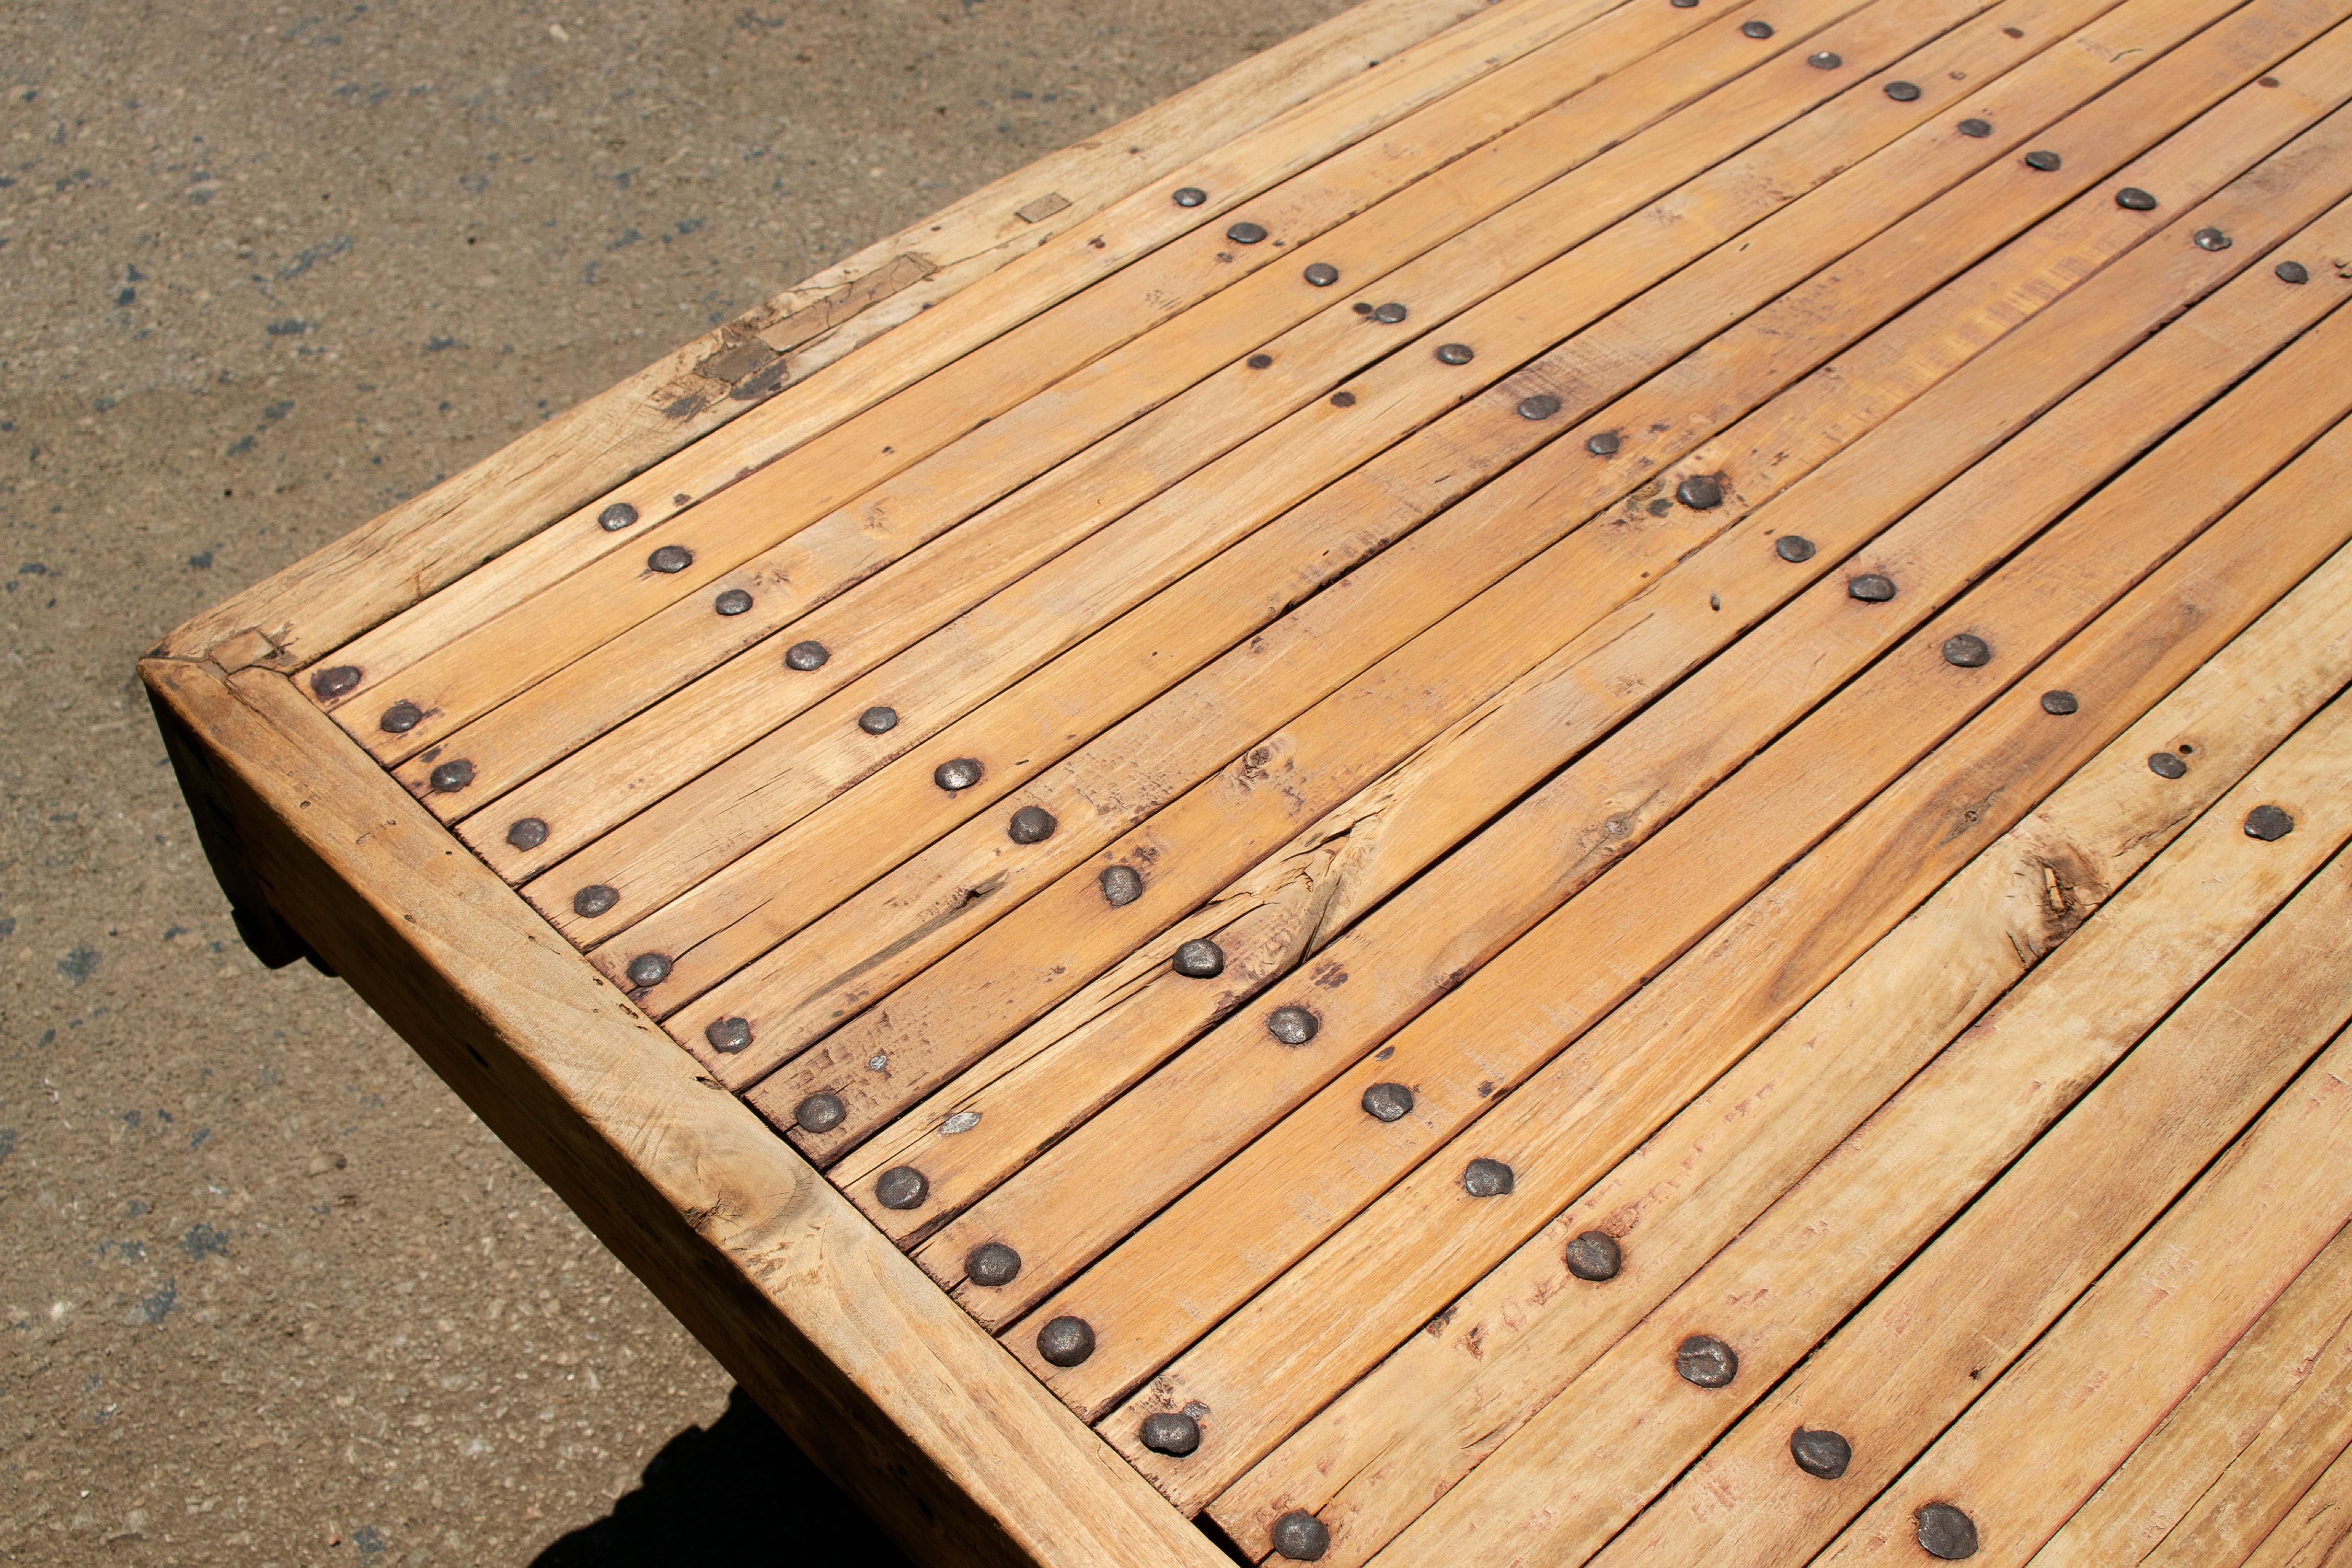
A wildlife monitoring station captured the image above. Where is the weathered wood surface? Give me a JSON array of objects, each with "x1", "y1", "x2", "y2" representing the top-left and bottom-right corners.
[{"x1": 156, "y1": 1, "x2": 2352, "y2": 1562}]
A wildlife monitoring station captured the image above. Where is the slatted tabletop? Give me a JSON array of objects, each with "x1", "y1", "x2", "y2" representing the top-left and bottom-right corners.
[{"x1": 148, "y1": 0, "x2": 2352, "y2": 1562}]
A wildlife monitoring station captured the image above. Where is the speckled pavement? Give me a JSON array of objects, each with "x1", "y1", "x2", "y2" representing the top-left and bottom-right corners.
[{"x1": 0, "y1": 2, "x2": 1347, "y2": 1560}]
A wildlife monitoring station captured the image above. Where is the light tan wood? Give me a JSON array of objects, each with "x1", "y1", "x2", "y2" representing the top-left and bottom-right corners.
[
  {"x1": 405, "y1": 0, "x2": 1846, "y2": 829},
  {"x1": 152, "y1": 0, "x2": 1501, "y2": 672},
  {"x1": 515, "y1": 0, "x2": 2014, "y2": 937},
  {"x1": 139, "y1": 658, "x2": 1227, "y2": 1568},
  {"x1": 2032, "y1": 1232, "x2": 2352, "y2": 1565},
  {"x1": 325, "y1": 0, "x2": 1635, "y2": 767},
  {"x1": 909, "y1": 162, "x2": 2352, "y2": 1373},
  {"x1": 2241, "y1": 1444, "x2": 2352, "y2": 1568},
  {"x1": 1212, "y1": 527, "x2": 2352, "y2": 1564},
  {"x1": 694, "y1": 0, "x2": 2194, "y2": 1088},
  {"x1": 1801, "y1": 1028, "x2": 2352, "y2": 1568}
]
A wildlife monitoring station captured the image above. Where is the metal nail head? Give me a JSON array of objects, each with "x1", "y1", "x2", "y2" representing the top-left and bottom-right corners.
[
  {"x1": 714, "y1": 587, "x2": 753, "y2": 616},
  {"x1": 783, "y1": 639, "x2": 828, "y2": 671},
  {"x1": 1270, "y1": 1512, "x2": 1330, "y2": 1562},
  {"x1": 793, "y1": 1092, "x2": 845, "y2": 1133},
  {"x1": 1371, "y1": 302, "x2": 1408, "y2": 324},
  {"x1": 1362, "y1": 1082, "x2": 1415, "y2": 1122},
  {"x1": 1676, "y1": 474, "x2": 1725, "y2": 510},
  {"x1": 1741, "y1": 19, "x2": 1774, "y2": 37},
  {"x1": 1676, "y1": 1334, "x2": 1739, "y2": 1388},
  {"x1": 1884, "y1": 80, "x2": 1921, "y2": 101},
  {"x1": 1266, "y1": 1005, "x2": 1319, "y2": 1045},
  {"x1": 1174, "y1": 939, "x2": 1226, "y2": 978},
  {"x1": 934, "y1": 757, "x2": 983, "y2": 791},
  {"x1": 1331, "y1": 391, "x2": 1357, "y2": 408},
  {"x1": 573, "y1": 884, "x2": 619, "y2": 918},
  {"x1": 2147, "y1": 751, "x2": 2188, "y2": 780},
  {"x1": 1172, "y1": 187, "x2": 1206, "y2": 208},
  {"x1": 1849, "y1": 573, "x2": 1897, "y2": 602},
  {"x1": 2193, "y1": 227, "x2": 2232, "y2": 251},
  {"x1": 1036, "y1": 1316, "x2": 1095, "y2": 1367},
  {"x1": 598, "y1": 502, "x2": 640, "y2": 531},
  {"x1": 2023, "y1": 149, "x2": 2061, "y2": 171},
  {"x1": 1790, "y1": 1427, "x2": 1852, "y2": 1479},
  {"x1": 1564, "y1": 1230, "x2": 1621, "y2": 1281},
  {"x1": 874, "y1": 1166, "x2": 928, "y2": 1210},
  {"x1": 1100, "y1": 865, "x2": 1145, "y2": 907},
  {"x1": 310, "y1": 665, "x2": 362, "y2": 700},
  {"x1": 2244, "y1": 804, "x2": 2295, "y2": 841},
  {"x1": 1808, "y1": 51, "x2": 1841, "y2": 68},
  {"x1": 1139, "y1": 1411, "x2": 1201, "y2": 1456},
  {"x1": 1942, "y1": 633, "x2": 1992, "y2": 668},
  {"x1": 2277, "y1": 260, "x2": 2311, "y2": 284},
  {"x1": 1462, "y1": 1157, "x2": 1515, "y2": 1198},
  {"x1": 1915, "y1": 1502, "x2": 1979, "y2": 1560},
  {"x1": 428, "y1": 759, "x2": 474, "y2": 793},
  {"x1": 1226, "y1": 221, "x2": 1267, "y2": 245},
  {"x1": 506, "y1": 817, "x2": 548, "y2": 851},
  {"x1": 1957, "y1": 118, "x2": 1992, "y2": 137},
  {"x1": 1434, "y1": 342, "x2": 1474, "y2": 365},
  {"x1": 1775, "y1": 535, "x2": 1816, "y2": 563},
  {"x1": 1304, "y1": 262, "x2": 1339, "y2": 287},
  {"x1": 1518, "y1": 394, "x2": 1562, "y2": 420},
  {"x1": 379, "y1": 700, "x2": 423, "y2": 734},
  {"x1": 704, "y1": 1016, "x2": 752, "y2": 1053},
  {"x1": 625, "y1": 952, "x2": 671, "y2": 988},
  {"x1": 858, "y1": 706, "x2": 898, "y2": 734},
  {"x1": 2040, "y1": 690, "x2": 2078, "y2": 716},
  {"x1": 648, "y1": 544, "x2": 693, "y2": 573},
  {"x1": 1008, "y1": 805, "x2": 1057, "y2": 844},
  {"x1": 2115, "y1": 187, "x2": 2157, "y2": 211},
  {"x1": 1586, "y1": 430, "x2": 1621, "y2": 456},
  {"x1": 1247, "y1": 353, "x2": 1273, "y2": 370},
  {"x1": 966, "y1": 1242, "x2": 1022, "y2": 1287}
]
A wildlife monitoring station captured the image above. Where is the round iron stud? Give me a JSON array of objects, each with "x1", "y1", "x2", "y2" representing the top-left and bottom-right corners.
[
  {"x1": 1139, "y1": 1411, "x2": 1201, "y2": 1457},
  {"x1": 1808, "y1": 50, "x2": 1841, "y2": 68},
  {"x1": 1036, "y1": 1316, "x2": 1096, "y2": 1368},
  {"x1": 783, "y1": 639, "x2": 828, "y2": 671},
  {"x1": 1790, "y1": 1427, "x2": 1852, "y2": 1479},
  {"x1": 966, "y1": 1242, "x2": 1022, "y2": 1288},
  {"x1": 1226, "y1": 221, "x2": 1267, "y2": 245},
  {"x1": 1008, "y1": 805, "x2": 1058, "y2": 845},
  {"x1": 310, "y1": 665, "x2": 362, "y2": 700},
  {"x1": 1957, "y1": 117, "x2": 1992, "y2": 137},
  {"x1": 1100, "y1": 865, "x2": 1145, "y2": 907},
  {"x1": 1586, "y1": 430, "x2": 1622, "y2": 456},
  {"x1": 2193, "y1": 226, "x2": 2232, "y2": 251},
  {"x1": 1270, "y1": 1512, "x2": 1331, "y2": 1562},
  {"x1": 1172, "y1": 187, "x2": 1206, "y2": 208},
  {"x1": 704, "y1": 1016, "x2": 753, "y2": 1054},
  {"x1": 1849, "y1": 573, "x2": 1897, "y2": 602},
  {"x1": 1247, "y1": 353, "x2": 1274, "y2": 370},
  {"x1": 874, "y1": 1166, "x2": 928, "y2": 1211},
  {"x1": 379, "y1": 700, "x2": 423, "y2": 734},
  {"x1": 1942, "y1": 633, "x2": 1992, "y2": 668},
  {"x1": 2115, "y1": 186, "x2": 2157, "y2": 211},
  {"x1": 1915, "y1": 1502, "x2": 1980, "y2": 1560},
  {"x1": 1174, "y1": 939, "x2": 1226, "y2": 978},
  {"x1": 714, "y1": 587, "x2": 753, "y2": 616},
  {"x1": 598, "y1": 501, "x2": 640, "y2": 532},
  {"x1": 858, "y1": 706, "x2": 898, "y2": 734},
  {"x1": 1670, "y1": 0, "x2": 1699, "y2": 7},
  {"x1": 2245, "y1": 804, "x2": 2295, "y2": 841},
  {"x1": 506, "y1": 817, "x2": 549, "y2": 851},
  {"x1": 1434, "y1": 342, "x2": 1475, "y2": 365},
  {"x1": 573, "y1": 884, "x2": 619, "y2": 918},
  {"x1": 1304, "y1": 262, "x2": 1340, "y2": 287},
  {"x1": 1676, "y1": 1334, "x2": 1739, "y2": 1388},
  {"x1": 1884, "y1": 80, "x2": 1921, "y2": 101},
  {"x1": 2147, "y1": 751, "x2": 2188, "y2": 780},
  {"x1": 1361, "y1": 1082, "x2": 1415, "y2": 1123},
  {"x1": 934, "y1": 757, "x2": 983, "y2": 792},
  {"x1": 1462, "y1": 1157, "x2": 1515, "y2": 1198},
  {"x1": 1565, "y1": 1230, "x2": 1622, "y2": 1282},
  {"x1": 1266, "y1": 1005, "x2": 1319, "y2": 1045},
  {"x1": 648, "y1": 544, "x2": 693, "y2": 573},
  {"x1": 2277, "y1": 259, "x2": 2311, "y2": 284},
  {"x1": 1775, "y1": 535, "x2": 1816, "y2": 563},
  {"x1": 2023, "y1": 148, "x2": 2061, "y2": 171},
  {"x1": 1331, "y1": 391, "x2": 1357, "y2": 408},
  {"x1": 793, "y1": 1091, "x2": 845, "y2": 1134},
  {"x1": 1676, "y1": 473, "x2": 1725, "y2": 510},
  {"x1": 625, "y1": 952, "x2": 671, "y2": 988},
  {"x1": 428, "y1": 759, "x2": 475, "y2": 793},
  {"x1": 2040, "y1": 690, "x2": 2079, "y2": 716},
  {"x1": 1371, "y1": 302, "x2": 1409, "y2": 324},
  {"x1": 1741, "y1": 19, "x2": 1774, "y2": 37},
  {"x1": 1518, "y1": 394, "x2": 1562, "y2": 420}
]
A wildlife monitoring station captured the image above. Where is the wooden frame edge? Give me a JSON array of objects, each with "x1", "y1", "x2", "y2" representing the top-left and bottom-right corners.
[
  {"x1": 155, "y1": 0, "x2": 1491, "y2": 672},
  {"x1": 139, "y1": 654, "x2": 1223, "y2": 1568}
]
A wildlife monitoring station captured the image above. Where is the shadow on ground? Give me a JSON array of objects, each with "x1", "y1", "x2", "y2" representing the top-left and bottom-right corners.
[{"x1": 532, "y1": 1388, "x2": 918, "y2": 1566}]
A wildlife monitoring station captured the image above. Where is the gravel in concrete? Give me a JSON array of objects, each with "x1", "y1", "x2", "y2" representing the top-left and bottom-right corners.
[{"x1": 0, "y1": 0, "x2": 1347, "y2": 1560}]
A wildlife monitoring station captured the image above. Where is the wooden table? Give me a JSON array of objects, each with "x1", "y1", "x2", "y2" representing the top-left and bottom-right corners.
[{"x1": 145, "y1": 0, "x2": 2352, "y2": 1561}]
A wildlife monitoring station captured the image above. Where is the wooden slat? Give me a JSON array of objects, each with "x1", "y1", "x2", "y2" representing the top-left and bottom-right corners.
[
  {"x1": 1791, "y1": 1031, "x2": 2352, "y2": 1568},
  {"x1": 139, "y1": 658, "x2": 1229, "y2": 1568},
  {"x1": 819, "y1": 55, "x2": 2352, "y2": 1240},
  {"x1": 2031, "y1": 1232, "x2": 2352, "y2": 1564},
  {"x1": 2240, "y1": 1445, "x2": 2352, "y2": 1567},
  {"x1": 1210, "y1": 529, "x2": 2352, "y2": 1563},
  {"x1": 901, "y1": 138, "x2": 2352, "y2": 1375},
  {"x1": 148, "y1": 0, "x2": 1505, "y2": 671},
  {"x1": 1070, "y1": 310, "x2": 2352, "y2": 1474},
  {"x1": 406, "y1": 0, "x2": 1854, "y2": 831},
  {"x1": 1509, "y1": 780, "x2": 2352, "y2": 1568},
  {"x1": 693, "y1": 0, "x2": 2211, "y2": 1085},
  {"x1": 517, "y1": 0, "x2": 2027, "y2": 935}
]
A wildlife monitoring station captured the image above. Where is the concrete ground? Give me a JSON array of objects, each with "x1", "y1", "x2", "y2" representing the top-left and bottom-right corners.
[{"x1": 0, "y1": 1, "x2": 1348, "y2": 1560}]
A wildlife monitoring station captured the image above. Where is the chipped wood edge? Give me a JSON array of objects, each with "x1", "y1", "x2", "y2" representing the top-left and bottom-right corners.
[
  {"x1": 138, "y1": 653, "x2": 1228, "y2": 1568},
  {"x1": 154, "y1": 0, "x2": 1493, "y2": 672}
]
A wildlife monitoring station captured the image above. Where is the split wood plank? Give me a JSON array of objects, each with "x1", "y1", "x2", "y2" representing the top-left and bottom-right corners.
[
  {"x1": 908, "y1": 133, "x2": 2352, "y2": 1362},
  {"x1": 2031, "y1": 1232, "x2": 2352, "y2": 1564},
  {"x1": 1796, "y1": 1025, "x2": 2352, "y2": 1568},
  {"x1": 148, "y1": 0, "x2": 1505, "y2": 671},
  {"x1": 519, "y1": 0, "x2": 2036, "y2": 933},
  {"x1": 691, "y1": 0, "x2": 2217, "y2": 1083},
  {"x1": 306, "y1": 0, "x2": 1606, "y2": 733},
  {"x1": 610, "y1": 0, "x2": 2124, "y2": 1012},
  {"x1": 139, "y1": 658, "x2": 1233, "y2": 1568},
  {"x1": 1063, "y1": 305, "x2": 2352, "y2": 1439},
  {"x1": 1501, "y1": 748, "x2": 2352, "y2": 1568},
  {"x1": 1207, "y1": 531, "x2": 2352, "y2": 1562},
  {"x1": 2240, "y1": 1445, "x2": 2352, "y2": 1568},
  {"x1": 409, "y1": 0, "x2": 1872, "y2": 834},
  {"x1": 821, "y1": 55, "x2": 2352, "y2": 1240}
]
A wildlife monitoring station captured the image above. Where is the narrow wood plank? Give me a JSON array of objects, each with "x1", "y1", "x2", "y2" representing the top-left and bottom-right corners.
[
  {"x1": 2241, "y1": 1444, "x2": 2352, "y2": 1568},
  {"x1": 325, "y1": 0, "x2": 1639, "y2": 766},
  {"x1": 915, "y1": 153, "x2": 2352, "y2": 1374},
  {"x1": 2030, "y1": 1230, "x2": 2352, "y2": 1564},
  {"x1": 1503, "y1": 771, "x2": 2352, "y2": 1568},
  {"x1": 139, "y1": 658, "x2": 1227, "y2": 1568},
  {"x1": 694, "y1": 0, "x2": 2213, "y2": 1085},
  {"x1": 516, "y1": 0, "x2": 2026, "y2": 929},
  {"x1": 1796, "y1": 1029, "x2": 2352, "y2": 1568},
  {"x1": 149, "y1": 0, "x2": 1505, "y2": 671},
  {"x1": 1112, "y1": 283, "x2": 2352, "y2": 1518},
  {"x1": 1210, "y1": 531, "x2": 2352, "y2": 1564},
  {"x1": 405, "y1": 0, "x2": 1853, "y2": 829}
]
